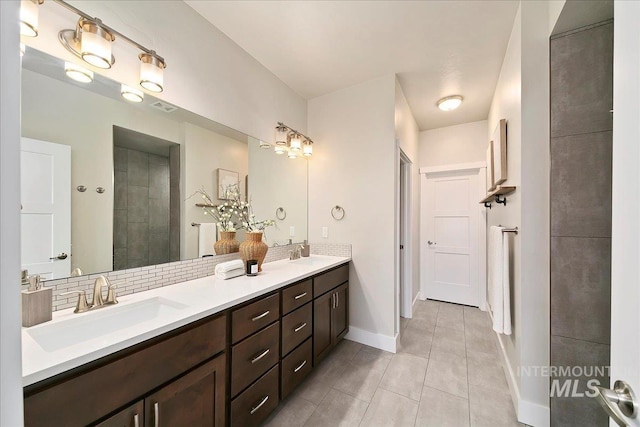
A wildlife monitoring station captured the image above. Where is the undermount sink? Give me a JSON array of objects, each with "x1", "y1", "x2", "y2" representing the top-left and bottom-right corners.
[{"x1": 27, "y1": 297, "x2": 188, "y2": 352}]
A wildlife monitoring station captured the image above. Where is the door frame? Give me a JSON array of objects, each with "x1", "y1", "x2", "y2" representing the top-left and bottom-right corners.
[
  {"x1": 398, "y1": 149, "x2": 413, "y2": 319},
  {"x1": 419, "y1": 161, "x2": 487, "y2": 310}
]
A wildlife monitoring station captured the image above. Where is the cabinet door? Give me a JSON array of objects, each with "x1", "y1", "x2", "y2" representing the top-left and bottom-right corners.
[
  {"x1": 313, "y1": 291, "x2": 333, "y2": 364},
  {"x1": 332, "y1": 283, "x2": 349, "y2": 343},
  {"x1": 145, "y1": 355, "x2": 225, "y2": 427},
  {"x1": 95, "y1": 401, "x2": 143, "y2": 427}
]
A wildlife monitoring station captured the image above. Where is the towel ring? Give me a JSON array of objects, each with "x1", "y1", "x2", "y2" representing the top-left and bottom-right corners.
[
  {"x1": 275, "y1": 207, "x2": 286, "y2": 220},
  {"x1": 331, "y1": 205, "x2": 345, "y2": 221}
]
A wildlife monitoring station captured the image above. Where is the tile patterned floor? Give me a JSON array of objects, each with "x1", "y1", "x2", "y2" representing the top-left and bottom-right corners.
[{"x1": 263, "y1": 299, "x2": 528, "y2": 427}]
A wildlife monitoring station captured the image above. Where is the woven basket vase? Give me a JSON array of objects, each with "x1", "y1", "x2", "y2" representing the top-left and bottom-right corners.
[
  {"x1": 239, "y1": 232, "x2": 268, "y2": 272},
  {"x1": 214, "y1": 231, "x2": 240, "y2": 255}
]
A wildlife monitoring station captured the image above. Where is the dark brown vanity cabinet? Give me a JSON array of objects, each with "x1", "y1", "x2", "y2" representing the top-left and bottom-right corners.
[
  {"x1": 313, "y1": 265, "x2": 349, "y2": 365},
  {"x1": 24, "y1": 314, "x2": 227, "y2": 427}
]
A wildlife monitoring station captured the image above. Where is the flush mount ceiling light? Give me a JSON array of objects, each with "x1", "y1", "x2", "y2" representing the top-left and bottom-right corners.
[
  {"x1": 437, "y1": 95, "x2": 463, "y2": 111},
  {"x1": 121, "y1": 84, "x2": 144, "y2": 103},
  {"x1": 59, "y1": 18, "x2": 115, "y2": 69},
  {"x1": 20, "y1": 0, "x2": 43, "y2": 37},
  {"x1": 54, "y1": 0, "x2": 167, "y2": 88},
  {"x1": 65, "y1": 61, "x2": 94, "y2": 83},
  {"x1": 139, "y1": 51, "x2": 166, "y2": 92}
]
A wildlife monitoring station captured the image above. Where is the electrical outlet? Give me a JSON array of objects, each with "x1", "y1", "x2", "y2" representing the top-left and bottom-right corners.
[{"x1": 322, "y1": 227, "x2": 328, "y2": 238}]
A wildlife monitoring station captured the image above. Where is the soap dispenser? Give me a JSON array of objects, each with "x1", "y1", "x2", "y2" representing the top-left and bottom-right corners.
[
  {"x1": 21, "y1": 274, "x2": 52, "y2": 327},
  {"x1": 301, "y1": 240, "x2": 310, "y2": 257}
]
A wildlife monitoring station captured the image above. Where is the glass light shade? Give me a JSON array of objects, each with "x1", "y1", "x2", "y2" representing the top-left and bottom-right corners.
[
  {"x1": 20, "y1": 0, "x2": 39, "y2": 37},
  {"x1": 289, "y1": 134, "x2": 302, "y2": 151},
  {"x1": 275, "y1": 125, "x2": 288, "y2": 146},
  {"x1": 20, "y1": 43, "x2": 26, "y2": 57},
  {"x1": 259, "y1": 140, "x2": 271, "y2": 149},
  {"x1": 274, "y1": 145, "x2": 286, "y2": 155},
  {"x1": 139, "y1": 52, "x2": 165, "y2": 93},
  {"x1": 65, "y1": 62, "x2": 94, "y2": 83},
  {"x1": 288, "y1": 150, "x2": 297, "y2": 159},
  {"x1": 303, "y1": 143, "x2": 313, "y2": 157},
  {"x1": 121, "y1": 84, "x2": 144, "y2": 103},
  {"x1": 80, "y1": 21, "x2": 114, "y2": 69},
  {"x1": 437, "y1": 95, "x2": 463, "y2": 111}
]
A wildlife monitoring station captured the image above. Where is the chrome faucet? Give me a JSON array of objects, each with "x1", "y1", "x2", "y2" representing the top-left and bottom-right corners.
[
  {"x1": 289, "y1": 244, "x2": 304, "y2": 260},
  {"x1": 62, "y1": 275, "x2": 118, "y2": 313}
]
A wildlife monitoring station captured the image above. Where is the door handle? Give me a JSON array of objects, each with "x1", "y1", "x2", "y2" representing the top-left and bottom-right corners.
[
  {"x1": 595, "y1": 380, "x2": 638, "y2": 426},
  {"x1": 50, "y1": 252, "x2": 68, "y2": 260},
  {"x1": 427, "y1": 241, "x2": 436, "y2": 246}
]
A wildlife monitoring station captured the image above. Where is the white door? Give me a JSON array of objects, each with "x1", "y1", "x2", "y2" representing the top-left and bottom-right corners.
[
  {"x1": 421, "y1": 169, "x2": 479, "y2": 306},
  {"x1": 595, "y1": 3, "x2": 640, "y2": 426},
  {"x1": 20, "y1": 138, "x2": 71, "y2": 280}
]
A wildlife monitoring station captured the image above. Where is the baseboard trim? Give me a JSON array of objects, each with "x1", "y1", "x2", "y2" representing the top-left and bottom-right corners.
[
  {"x1": 345, "y1": 326, "x2": 397, "y2": 353},
  {"x1": 490, "y1": 310, "x2": 550, "y2": 427}
]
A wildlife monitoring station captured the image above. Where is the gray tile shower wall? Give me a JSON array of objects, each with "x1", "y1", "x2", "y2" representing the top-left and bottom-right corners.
[
  {"x1": 550, "y1": 20, "x2": 613, "y2": 427},
  {"x1": 36, "y1": 243, "x2": 351, "y2": 312}
]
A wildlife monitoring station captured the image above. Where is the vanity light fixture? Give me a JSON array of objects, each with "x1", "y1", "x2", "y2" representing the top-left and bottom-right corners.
[
  {"x1": 121, "y1": 84, "x2": 143, "y2": 103},
  {"x1": 139, "y1": 51, "x2": 166, "y2": 92},
  {"x1": 54, "y1": 0, "x2": 167, "y2": 88},
  {"x1": 437, "y1": 95, "x2": 463, "y2": 111},
  {"x1": 64, "y1": 61, "x2": 94, "y2": 83},
  {"x1": 20, "y1": 0, "x2": 43, "y2": 37},
  {"x1": 259, "y1": 140, "x2": 271, "y2": 149},
  {"x1": 273, "y1": 122, "x2": 314, "y2": 158}
]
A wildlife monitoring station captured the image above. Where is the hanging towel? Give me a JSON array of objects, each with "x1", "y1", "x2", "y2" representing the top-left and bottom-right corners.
[
  {"x1": 488, "y1": 226, "x2": 512, "y2": 335},
  {"x1": 198, "y1": 223, "x2": 217, "y2": 258},
  {"x1": 215, "y1": 259, "x2": 244, "y2": 274}
]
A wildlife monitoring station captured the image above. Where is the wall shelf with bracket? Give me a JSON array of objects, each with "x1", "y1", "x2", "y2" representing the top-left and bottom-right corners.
[{"x1": 480, "y1": 186, "x2": 516, "y2": 208}]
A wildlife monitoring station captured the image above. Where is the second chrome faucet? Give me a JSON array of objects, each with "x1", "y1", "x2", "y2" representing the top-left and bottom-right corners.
[{"x1": 62, "y1": 275, "x2": 118, "y2": 313}]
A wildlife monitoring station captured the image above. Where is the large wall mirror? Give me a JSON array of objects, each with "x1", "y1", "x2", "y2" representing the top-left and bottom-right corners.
[{"x1": 20, "y1": 47, "x2": 308, "y2": 281}]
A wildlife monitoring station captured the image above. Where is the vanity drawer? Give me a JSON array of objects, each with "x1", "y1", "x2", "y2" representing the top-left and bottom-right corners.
[
  {"x1": 313, "y1": 264, "x2": 349, "y2": 297},
  {"x1": 281, "y1": 302, "x2": 312, "y2": 356},
  {"x1": 281, "y1": 338, "x2": 312, "y2": 400},
  {"x1": 231, "y1": 365, "x2": 279, "y2": 427},
  {"x1": 282, "y1": 279, "x2": 312, "y2": 315},
  {"x1": 231, "y1": 321, "x2": 280, "y2": 397},
  {"x1": 231, "y1": 293, "x2": 280, "y2": 344}
]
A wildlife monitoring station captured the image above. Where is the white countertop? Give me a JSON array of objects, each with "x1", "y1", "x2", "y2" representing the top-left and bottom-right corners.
[{"x1": 22, "y1": 255, "x2": 350, "y2": 387}]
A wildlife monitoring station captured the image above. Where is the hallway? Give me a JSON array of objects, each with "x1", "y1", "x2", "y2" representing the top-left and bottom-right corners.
[{"x1": 264, "y1": 300, "x2": 526, "y2": 426}]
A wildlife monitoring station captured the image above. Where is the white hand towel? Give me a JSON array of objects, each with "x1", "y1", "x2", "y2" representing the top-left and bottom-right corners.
[
  {"x1": 216, "y1": 268, "x2": 244, "y2": 280},
  {"x1": 215, "y1": 259, "x2": 244, "y2": 274},
  {"x1": 198, "y1": 223, "x2": 217, "y2": 257},
  {"x1": 489, "y1": 226, "x2": 512, "y2": 335}
]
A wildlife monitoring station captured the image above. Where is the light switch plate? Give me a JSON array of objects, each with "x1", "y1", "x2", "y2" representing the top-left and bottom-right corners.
[
  {"x1": 322, "y1": 227, "x2": 328, "y2": 238},
  {"x1": 289, "y1": 226, "x2": 295, "y2": 237}
]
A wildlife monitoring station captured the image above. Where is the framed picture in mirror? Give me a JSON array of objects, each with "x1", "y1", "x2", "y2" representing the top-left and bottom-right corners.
[
  {"x1": 217, "y1": 168, "x2": 239, "y2": 199},
  {"x1": 486, "y1": 140, "x2": 496, "y2": 193},
  {"x1": 492, "y1": 119, "x2": 508, "y2": 186}
]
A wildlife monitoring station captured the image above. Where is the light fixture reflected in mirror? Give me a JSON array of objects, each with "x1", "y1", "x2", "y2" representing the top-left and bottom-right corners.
[
  {"x1": 20, "y1": 0, "x2": 43, "y2": 37},
  {"x1": 121, "y1": 84, "x2": 143, "y2": 103},
  {"x1": 64, "y1": 61, "x2": 94, "y2": 83},
  {"x1": 139, "y1": 51, "x2": 166, "y2": 92},
  {"x1": 437, "y1": 95, "x2": 463, "y2": 111},
  {"x1": 274, "y1": 145, "x2": 286, "y2": 155},
  {"x1": 288, "y1": 151, "x2": 297, "y2": 159},
  {"x1": 259, "y1": 140, "x2": 271, "y2": 149}
]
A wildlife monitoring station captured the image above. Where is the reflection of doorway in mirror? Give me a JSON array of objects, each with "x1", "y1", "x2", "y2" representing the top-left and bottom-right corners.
[{"x1": 113, "y1": 127, "x2": 181, "y2": 271}]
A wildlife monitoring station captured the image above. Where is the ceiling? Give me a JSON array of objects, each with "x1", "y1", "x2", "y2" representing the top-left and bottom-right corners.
[{"x1": 186, "y1": 1, "x2": 520, "y2": 131}]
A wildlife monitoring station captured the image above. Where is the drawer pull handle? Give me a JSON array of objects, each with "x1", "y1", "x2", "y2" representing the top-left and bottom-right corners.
[
  {"x1": 154, "y1": 402, "x2": 159, "y2": 427},
  {"x1": 294, "y1": 360, "x2": 307, "y2": 373},
  {"x1": 251, "y1": 348, "x2": 270, "y2": 364},
  {"x1": 251, "y1": 310, "x2": 270, "y2": 321},
  {"x1": 134, "y1": 413, "x2": 140, "y2": 427},
  {"x1": 294, "y1": 322, "x2": 307, "y2": 333},
  {"x1": 250, "y1": 395, "x2": 270, "y2": 415},
  {"x1": 294, "y1": 292, "x2": 307, "y2": 300}
]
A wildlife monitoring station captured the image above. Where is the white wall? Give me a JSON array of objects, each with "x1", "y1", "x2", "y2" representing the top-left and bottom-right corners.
[
  {"x1": 1, "y1": 1, "x2": 23, "y2": 425},
  {"x1": 419, "y1": 120, "x2": 488, "y2": 167},
  {"x1": 394, "y1": 79, "x2": 421, "y2": 309},
  {"x1": 183, "y1": 124, "x2": 249, "y2": 260},
  {"x1": 487, "y1": 3, "x2": 552, "y2": 425},
  {"x1": 308, "y1": 75, "x2": 398, "y2": 348}
]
